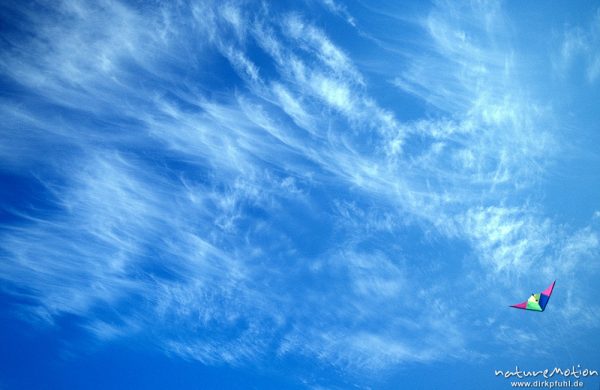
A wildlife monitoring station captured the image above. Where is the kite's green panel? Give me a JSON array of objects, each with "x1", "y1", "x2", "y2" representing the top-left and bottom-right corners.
[{"x1": 526, "y1": 301, "x2": 542, "y2": 311}]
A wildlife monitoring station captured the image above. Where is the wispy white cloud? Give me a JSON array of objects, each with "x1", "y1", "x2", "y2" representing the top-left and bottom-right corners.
[
  {"x1": 1, "y1": 154, "x2": 164, "y2": 318},
  {"x1": 459, "y1": 206, "x2": 551, "y2": 273},
  {"x1": 559, "y1": 8, "x2": 600, "y2": 83},
  {"x1": 276, "y1": 250, "x2": 470, "y2": 371},
  {"x1": 318, "y1": 0, "x2": 356, "y2": 27}
]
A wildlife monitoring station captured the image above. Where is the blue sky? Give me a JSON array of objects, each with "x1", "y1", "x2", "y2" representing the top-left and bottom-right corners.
[{"x1": 1, "y1": 0, "x2": 599, "y2": 389}]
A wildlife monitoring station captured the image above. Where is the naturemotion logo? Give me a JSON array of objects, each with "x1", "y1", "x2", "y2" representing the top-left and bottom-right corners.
[{"x1": 494, "y1": 365, "x2": 598, "y2": 380}]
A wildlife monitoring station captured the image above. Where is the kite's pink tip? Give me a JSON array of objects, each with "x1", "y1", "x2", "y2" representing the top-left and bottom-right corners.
[
  {"x1": 510, "y1": 302, "x2": 527, "y2": 309},
  {"x1": 541, "y1": 280, "x2": 555, "y2": 297}
]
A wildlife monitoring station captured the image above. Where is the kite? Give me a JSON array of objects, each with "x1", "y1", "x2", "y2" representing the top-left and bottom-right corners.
[{"x1": 510, "y1": 281, "x2": 555, "y2": 312}]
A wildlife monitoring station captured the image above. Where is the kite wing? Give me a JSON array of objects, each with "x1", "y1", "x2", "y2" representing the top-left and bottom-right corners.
[{"x1": 510, "y1": 281, "x2": 555, "y2": 312}]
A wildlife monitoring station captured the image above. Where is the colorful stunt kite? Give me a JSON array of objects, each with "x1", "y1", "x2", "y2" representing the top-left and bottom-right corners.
[{"x1": 510, "y1": 281, "x2": 556, "y2": 312}]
